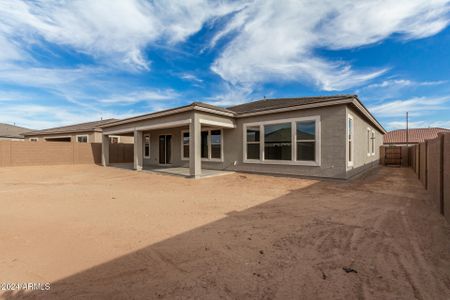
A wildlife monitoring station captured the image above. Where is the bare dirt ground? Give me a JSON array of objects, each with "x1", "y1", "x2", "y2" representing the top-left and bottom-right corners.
[{"x1": 0, "y1": 165, "x2": 449, "y2": 300}]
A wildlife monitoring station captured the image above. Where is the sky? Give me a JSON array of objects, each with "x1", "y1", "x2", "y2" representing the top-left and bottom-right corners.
[{"x1": 0, "y1": 0, "x2": 449, "y2": 130}]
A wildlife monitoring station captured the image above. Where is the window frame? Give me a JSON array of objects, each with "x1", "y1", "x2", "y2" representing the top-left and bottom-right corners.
[
  {"x1": 29, "y1": 137, "x2": 38, "y2": 142},
  {"x1": 367, "y1": 127, "x2": 371, "y2": 157},
  {"x1": 181, "y1": 128, "x2": 224, "y2": 162},
  {"x1": 243, "y1": 116, "x2": 321, "y2": 166},
  {"x1": 144, "y1": 134, "x2": 150, "y2": 159},
  {"x1": 76, "y1": 134, "x2": 89, "y2": 143},
  {"x1": 109, "y1": 135, "x2": 120, "y2": 144},
  {"x1": 347, "y1": 114, "x2": 354, "y2": 168},
  {"x1": 371, "y1": 129, "x2": 376, "y2": 156}
]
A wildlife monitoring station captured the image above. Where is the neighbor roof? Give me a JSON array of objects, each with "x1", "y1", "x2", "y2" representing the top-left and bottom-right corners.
[
  {"x1": 23, "y1": 119, "x2": 118, "y2": 136},
  {"x1": 384, "y1": 128, "x2": 450, "y2": 144},
  {"x1": 0, "y1": 123, "x2": 31, "y2": 139}
]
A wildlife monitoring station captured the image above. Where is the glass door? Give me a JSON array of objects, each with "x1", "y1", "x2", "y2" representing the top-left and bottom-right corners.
[{"x1": 159, "y1": 135, "x2": 172, "y2": 164}]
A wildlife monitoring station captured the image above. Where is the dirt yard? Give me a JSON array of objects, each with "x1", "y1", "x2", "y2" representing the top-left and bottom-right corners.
[{"x1": 0, "y1": 165, "x2": 449, "y2": 299}]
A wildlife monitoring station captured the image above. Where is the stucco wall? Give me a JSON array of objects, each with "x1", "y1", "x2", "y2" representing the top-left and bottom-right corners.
[{"x1": 345, "y1": 106, "x2": 383, "y2": 178}]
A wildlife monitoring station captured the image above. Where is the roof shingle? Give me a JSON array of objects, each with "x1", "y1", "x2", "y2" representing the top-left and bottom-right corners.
[
  {"x1": 0, "y1": 123, "x2": 31, "y2": 139},
  {"x1": 23, "y1": 119, "x2": 117, "y2": 136},
  {"x1": 384, "y1": 128, "x2": 450, "y2": 144}
]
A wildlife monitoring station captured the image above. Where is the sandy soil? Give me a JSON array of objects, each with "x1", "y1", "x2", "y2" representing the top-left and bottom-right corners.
[{"x1": 0, "y1": 165, "x2": 449, "y2": 299}]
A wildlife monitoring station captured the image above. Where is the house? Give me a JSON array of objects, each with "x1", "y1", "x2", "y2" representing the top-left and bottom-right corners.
[
  {"x1": 100, "y1": 95, "x2": 385, "y2": 179},
  {"x1": 0, "y1": 123, "x2": 31, "y2": 141},
  {"x1": 384, "y1": 128, "x2": 450, "y2": 145},
  {"x1": 23, "y1": 119, "x2": 133, "y2": 144}
]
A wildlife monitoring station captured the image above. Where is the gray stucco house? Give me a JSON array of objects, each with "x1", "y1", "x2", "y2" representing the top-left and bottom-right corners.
[{"x1": 100, "y1": 95, "x2": 385, "y2": 179}]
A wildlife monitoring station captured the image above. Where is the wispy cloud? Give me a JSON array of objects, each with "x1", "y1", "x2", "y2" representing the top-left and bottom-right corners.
[
  {"x1": 369, "y1": 96, "x2": 450, "y2": 117},
  {"x1": 179, "y1": 73, "x2": 203, "y2": 83},
  {"x1": 211, "y1": 0, "x2": 450, "y2": 91},
  {"x1": 99, "y1": 89, "x2": 180, "y2": 104},
  {"x1": 0, "y1": 0, "x2": 244, "y2": 70}
]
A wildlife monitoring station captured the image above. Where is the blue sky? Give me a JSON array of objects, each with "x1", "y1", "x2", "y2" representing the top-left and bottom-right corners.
[{"x1": 0, "y1": 0, "x2": 449, "y2": 130}]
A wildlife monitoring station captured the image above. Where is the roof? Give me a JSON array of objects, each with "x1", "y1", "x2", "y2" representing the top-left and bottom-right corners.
[
  {"x1": 384, "y1": 128, "x2": 450, "y2": 144},
  {"x1": 101, "y1": 94, "x2": 385, "y2": 134},
  {"x1": 23, "y1": 119, "x2": 118, "y2": 136},
  {"x1": 100, "y1": 102, "x2": 235, "y2": 128},
  {"x1": 227, "y1": 95, "x2": 355, "y2": 114},
  {"x1": 0, "y1": 123, "x2": 31, "y2": 139}
]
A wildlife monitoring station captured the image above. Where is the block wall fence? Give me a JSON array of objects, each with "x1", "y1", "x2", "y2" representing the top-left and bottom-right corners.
[
  {"x1": 0, "y1": 141, "x2": 133, "y2": 167},
  {"x1": 383, "y1": 133, "x2": 450, "y2": 223}
]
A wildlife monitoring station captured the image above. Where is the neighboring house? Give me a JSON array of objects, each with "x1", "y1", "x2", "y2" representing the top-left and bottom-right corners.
[
  {"x1": 23, "y1": 119, "x2": 133, "y2": 143},
  {"x1": 384, "y1": 128, "x2": 450, "y2": 145},
  {"x1": 0, "y1": 123, "x2": 31, "y2": 141},
  {"x1": 100, "y1": 95, "x2": 385, "y2": 179}
]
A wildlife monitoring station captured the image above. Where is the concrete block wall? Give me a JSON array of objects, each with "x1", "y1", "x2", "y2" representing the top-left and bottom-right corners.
[
  {"x1": 409, "y1": 133, "x2": 450, "y2": 223},
  {"x1": 0, "y1": 141, "x2": 132, "y2": 167}
]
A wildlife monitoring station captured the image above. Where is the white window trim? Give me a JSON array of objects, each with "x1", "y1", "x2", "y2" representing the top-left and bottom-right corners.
[
  {"x1": 76, "y1": 134, "x2": 89, "y2": 143},
  {"x1": 367, "y1": 127, "x2": 371, "y2": 157},
  {"x1": 180, "y1": 128, "x2": 224, "y2": 162},
  {"x1": 242, "y1": 116, "x2": 321, "y2": 167},
  {"x1": 371, "y1": 129, "x2": 376, "y2": 156},
  {"x1": 347, "y1": 114, "x2": 354, "y2": 168},
  {"x1": 109, "y1": 135, "x2": 121, "y2": 143},
  {"x1": 144, "y1": 134, "x2": 150, "y2": 159}
]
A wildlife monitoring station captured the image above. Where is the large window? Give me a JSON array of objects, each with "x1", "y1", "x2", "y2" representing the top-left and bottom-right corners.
[
  {"x1": 296, "y1": 121, "x2": 316, "y2": 161},
  {"x1": 367, "y1": 128, "x2": 371, "y2": 156},
  {"x1": 264, "y1": 123, "x2": 292, "y2": 161},
  {"x1": 244, "y1": 116, "x2": 320, "y2": 166},
  {"x1": 348, "y1": 115, "x2": 354, "y2": 166},
  {"x1": 181, "y1": 129, "x2": 222, "y2": 161},
  {"x1": 144, "y1": 135, "x2": 150, "y2": 159},
  {"x1": 246, "y1": 126, "x2": 260, "y2": 160}
]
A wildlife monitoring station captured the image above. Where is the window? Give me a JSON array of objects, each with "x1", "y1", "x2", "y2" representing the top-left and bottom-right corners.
[
  {"x1": 182, "y1": 132, "x2": 189, "y2": 158},
  {"x1": 371, "y1": 130, "x2": 375, "y2": 155},
  {"x1": 367, "y1": 128, "x2": 371, "y2": 156},
  {"x1": 144, "y1": 135, "x2": 150, "y2": 159},
  {"x1": 264, "y1": 123, "x2": 292, "y2": 161},
  {"x1": 201, "y1": 131, "x2": 208, "y2": 158},
  {"x1": 211, "y1": 130, "x2": 221, "y2": 159},
  {"x1": 246, "y1": 126, "x2": 260, "y2": 160},
  {"x1": 76, "y1": 135, "x2": 88, "y2": 143},
  {"x1": 181, "y1": 129, "x2": 223, "y2": 161},
  {"x1": 29, "y1": 138, "x2": 38, "y2": 142},
  {"x1": 110, "y1": 136, "x2": 120, "y2": 144},
  {"x1": 243, "y1": 116, "x2": 320, "y2": 166},
  {"x1": 348, "y1": 115, "x2": 354, "y2": 166},
  {"x1": 296, "y1": 121, "x2": 316, "y2": 161}
]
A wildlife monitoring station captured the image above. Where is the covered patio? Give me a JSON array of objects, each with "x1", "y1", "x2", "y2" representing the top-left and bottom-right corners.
[{"x1": 100, "y1": 103, "x2": 236, "y2": 178}]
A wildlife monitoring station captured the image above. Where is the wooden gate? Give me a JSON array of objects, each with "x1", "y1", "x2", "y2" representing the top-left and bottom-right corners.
[{"x1": 384, "y1": 146, "x2": 402, "y2": 166}]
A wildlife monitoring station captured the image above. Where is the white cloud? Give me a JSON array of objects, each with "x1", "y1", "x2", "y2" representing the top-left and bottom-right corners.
[
  {"x1": 369, "y1": 96, "x2": 450, "y2": 117},
  {"x1": 0, "y1": 0, "x2": 244, "y2": 70},
  {"x1": 0, "y1": 103, "x2": 133, "y2": 129},
  {"x1": 211, "y1": 0, "x2": 450, "y2": 91},
  {"x1": 179, "y1": 73, "x2": 203, "y2": 83},
  {"x1": 99, "y1": 89, "x2": 180, "y2": 104}
]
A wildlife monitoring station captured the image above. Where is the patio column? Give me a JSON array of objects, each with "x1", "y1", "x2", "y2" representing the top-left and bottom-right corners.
[
  {"x1": 189, "y1": 113, "x2": 201, "y2": 178},
  {"x1": 134, "y1": 130, "x2": 143, "y2": 171},
  {"x1": 101, "y1": 134, "x2": 109, "y2": 166}
]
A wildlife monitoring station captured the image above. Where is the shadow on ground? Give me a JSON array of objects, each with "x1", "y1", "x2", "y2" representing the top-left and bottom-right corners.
[{"x1": 3, "y1": 167, "x2": 450, "y2": 300}]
